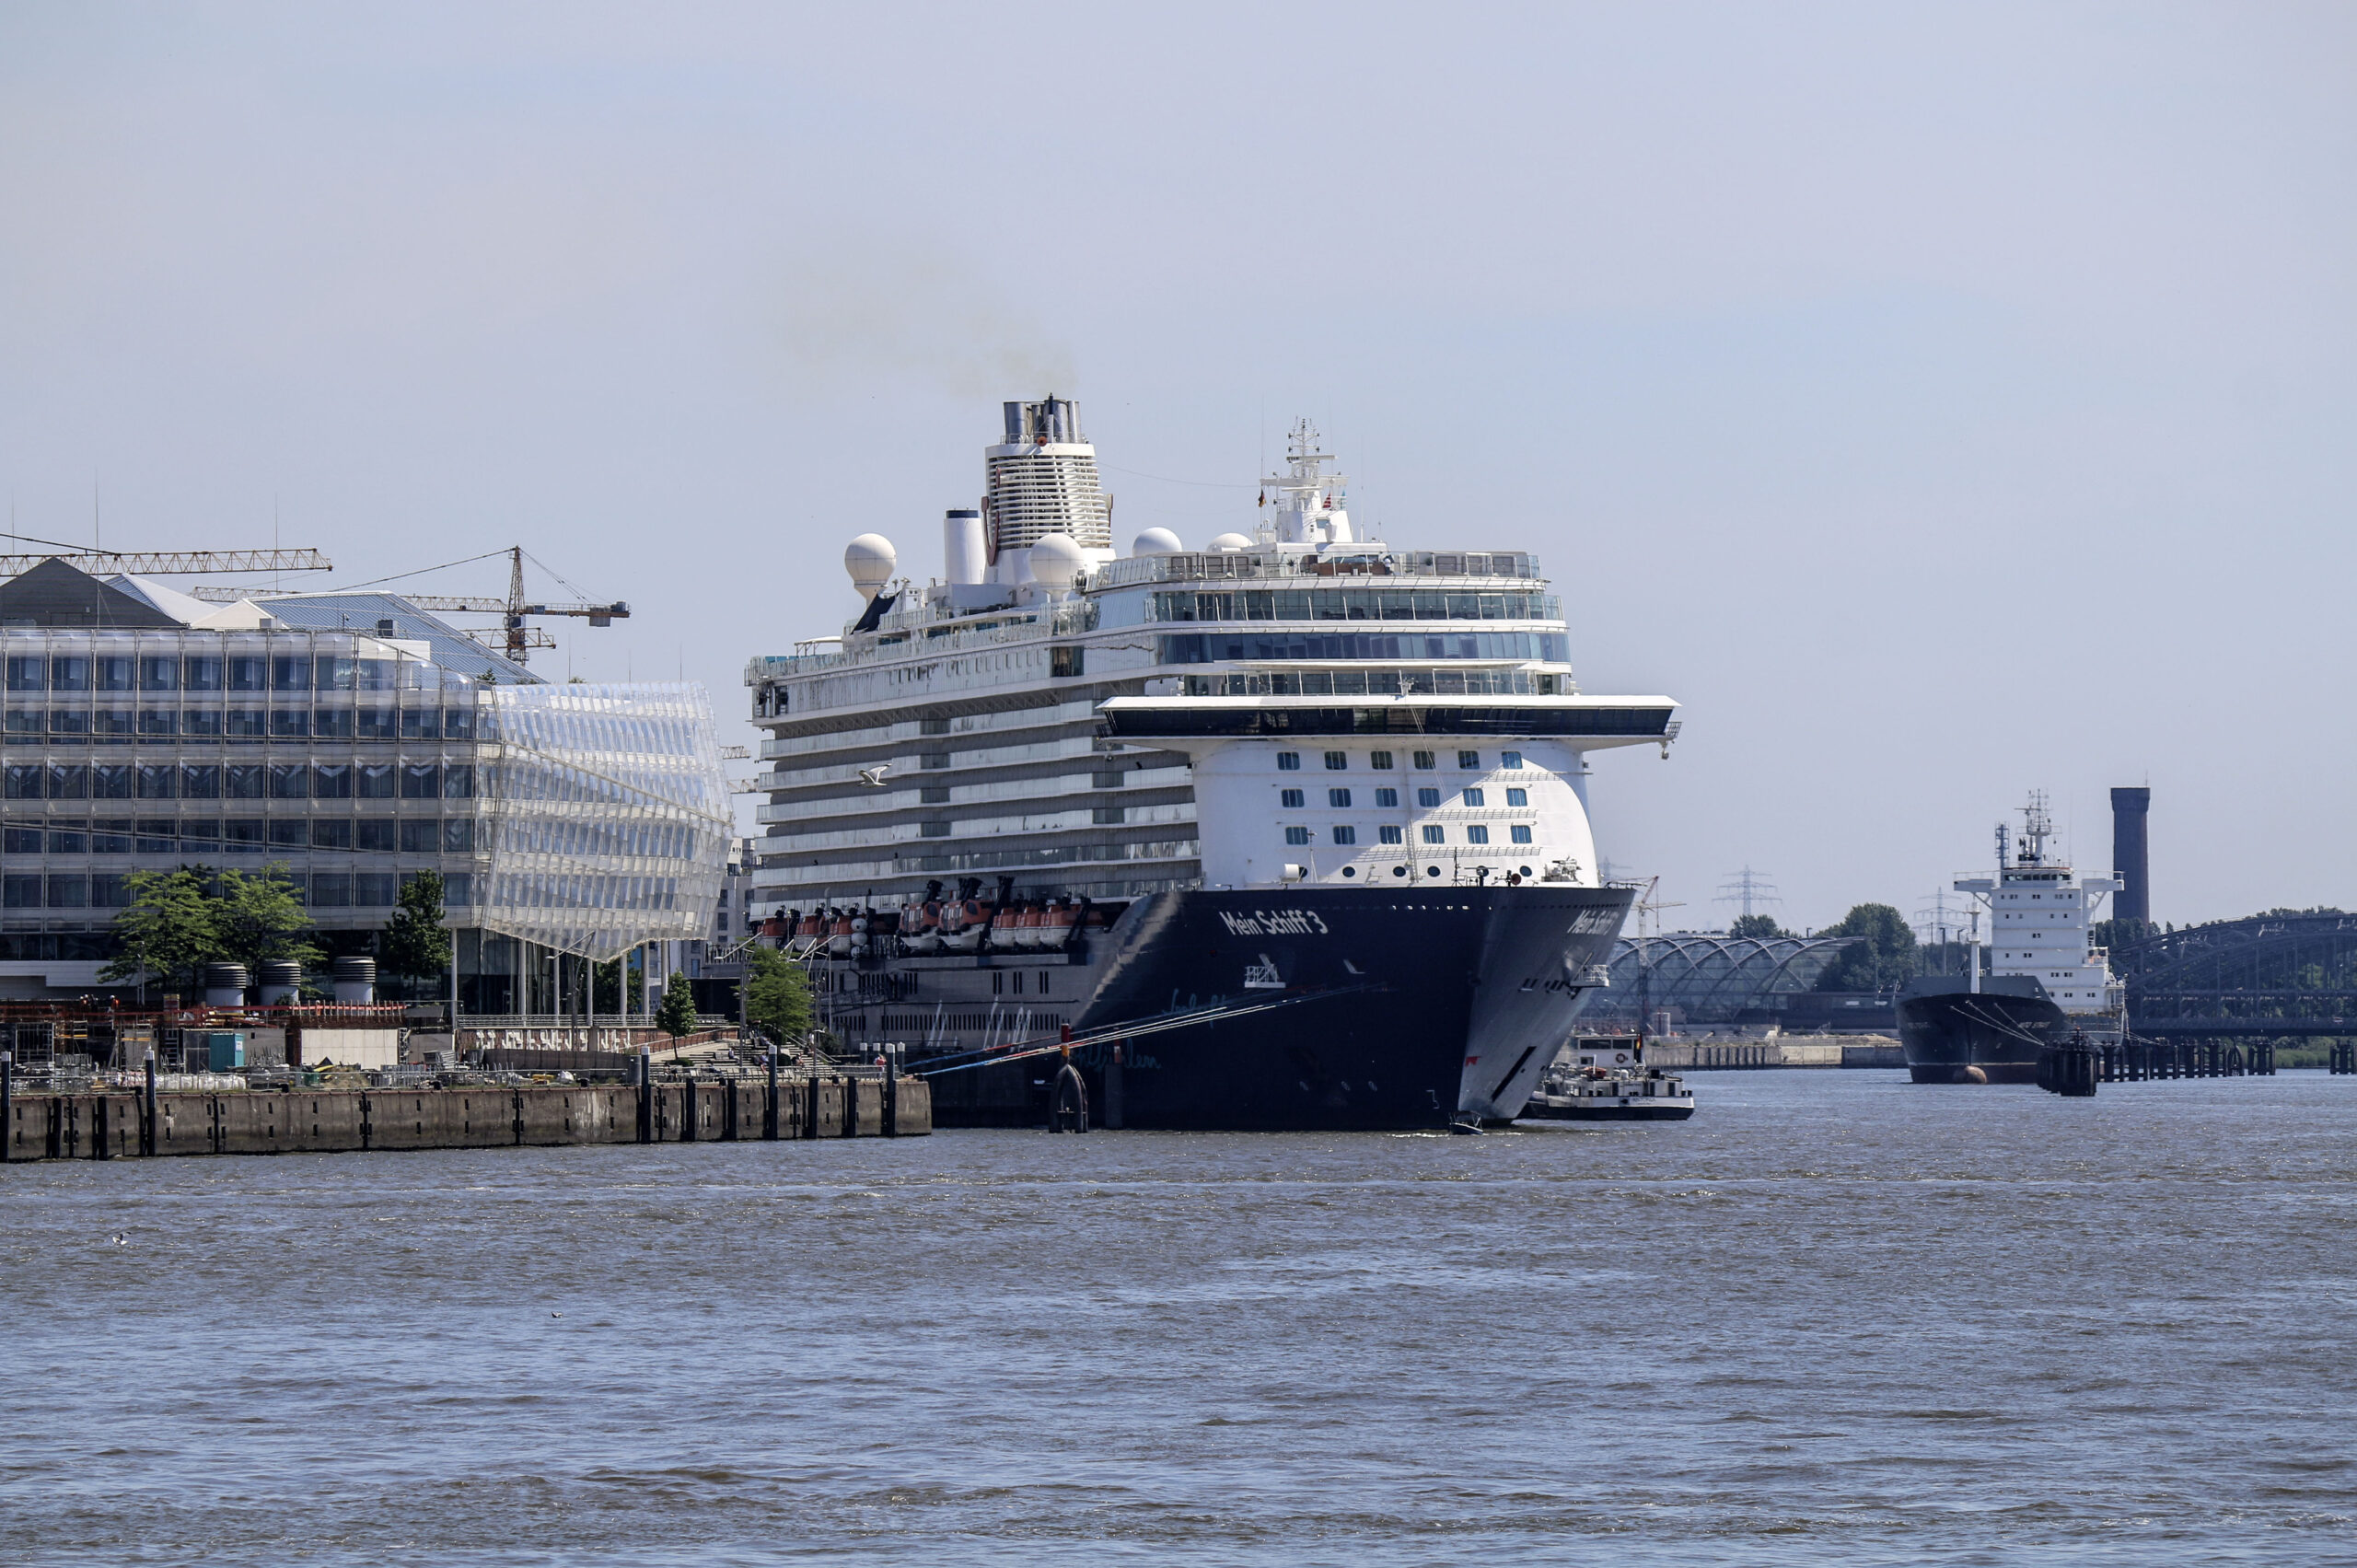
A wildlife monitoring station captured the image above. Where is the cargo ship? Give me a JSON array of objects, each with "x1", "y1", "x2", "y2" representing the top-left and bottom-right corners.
[
  {"x1": 744, "y1": 400, "x2": 1680, "y2": 1128},
  {"x1": 1897, "y1": 793, "x2": 2124, "y2": 1084}
]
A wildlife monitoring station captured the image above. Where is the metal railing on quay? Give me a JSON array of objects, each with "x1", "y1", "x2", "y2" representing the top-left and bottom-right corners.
[{"x1": 452, "y1": 1014, "x2": 732, "y2": 1030}]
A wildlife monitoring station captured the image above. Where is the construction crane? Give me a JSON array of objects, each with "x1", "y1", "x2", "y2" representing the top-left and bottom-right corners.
[
  {"x1": 373, "y1": 547, "x2": 626, "y2": 667},
  {"x1": 193, "y1": 545, "x2": 627, "y2": 668},
  {"x1": 0, "y1": 545, "x2": 331, "y2": 575}
]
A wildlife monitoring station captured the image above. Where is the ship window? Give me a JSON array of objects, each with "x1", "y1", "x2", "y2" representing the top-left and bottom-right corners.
[
  {"x1": 1505, "y1": 788, "x2": 1527, "y2": 807},
  {"x1": 1324, "y1": 751, "x2": 1348, "y2": 770},
  {"x1": 1284, "y1": 827, "x2": 1311, "y2": 845},
  {"x1": 1379, "y1": 825, "x2": 1403, "y2": 844},
  {"x1": 1462, "y1": 788, "x2": 1485, "y2": 807},
  {"x1": 1421, "y1": 825, "x2": 1445, "y2": 844},
  {"x1": 1412, "y1": 750, "x2": 1435, "y2": 770},
  {"x1": 1375, "y1": 788, "x2": 1398, "y2": 807},
  {"x1": 1417, "y1": 787, "x2": 1440, "y2": 807},
  {"x1": 1370, "y1": 751, "x2": 1394, "y2": 770},
  {"x1": 1501, "y1": 750, "x2": 1522, "y2": 769},
  {"x1": 1281, "y1": 789, "x2": 1304, "y2": 808},
  {"x1": 1277, "y1": 752, "x2": 1300, "y2": 771},
  {"x1": 1510, "y1": 825, "x2": 1533, "y2": 844},
  {"x1": 992, "y1": 971, "x2": 1003, "y2": 995},
  {"x1": 1467, "y1": 825, "x2": 1490, "y2": 844},
  {"x1": 1457, "y1": 750, "x2": 1480, "y2": 769},
  {"x1": 1332, "y1": 826, "x2": 1356, "y2": 845},
  {"x1": 1329, "y1": 788, "x2": 1351, "y2": 807}
]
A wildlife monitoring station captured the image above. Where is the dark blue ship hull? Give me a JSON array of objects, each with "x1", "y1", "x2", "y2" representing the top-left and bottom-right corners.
[
  {"x1": 887, "y1": 885, "x2": 1633, "y2": 1131},
  {"x1": 1895, "y1": 975, "x2": 2062, "y2": 1084}
]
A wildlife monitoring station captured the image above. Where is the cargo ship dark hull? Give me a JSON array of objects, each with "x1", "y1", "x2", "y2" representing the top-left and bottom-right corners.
[
  {"x1": 822, "y1": 885, "x2": 1633, "y2": 1131},
  {"x1": 1895, "y1": 975, "x2": 2063, "y2": 1084}
]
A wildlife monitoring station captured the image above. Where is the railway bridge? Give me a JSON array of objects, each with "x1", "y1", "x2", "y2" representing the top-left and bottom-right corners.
[{"x1": 2115, "y1": 911, "x2": 2357, "y2": 1040}]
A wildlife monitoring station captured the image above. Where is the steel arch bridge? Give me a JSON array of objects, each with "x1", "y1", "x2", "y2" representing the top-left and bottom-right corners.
[
  {"x1": 2113, "y1": 911, "x2": 2357, "y2": 1037},
  {"x1": 1588, "y1": 933, "x2": 1856, "y2": 1025}
]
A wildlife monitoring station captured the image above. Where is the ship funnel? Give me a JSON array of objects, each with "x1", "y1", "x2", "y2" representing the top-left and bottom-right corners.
[
  {"x1": 2111, "y1": 786, "x2": 2151, "y2": 924},
  {"x1": 944, "y1": 510, "x2": 985, "y2": 586}
]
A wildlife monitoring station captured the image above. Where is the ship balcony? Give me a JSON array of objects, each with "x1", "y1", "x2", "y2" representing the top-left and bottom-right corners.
[
  {"x1": 759, "y1": 799, "x2": 1200, "y2": 842},
  {"x1": 1086, "y1": 548, "x2": 1544, "y2": 590}
]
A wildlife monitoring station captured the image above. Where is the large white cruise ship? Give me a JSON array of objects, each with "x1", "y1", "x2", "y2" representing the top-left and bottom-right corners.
[{"x1": 744, "y1": 399, "x2": 1680, "y2": 1129}]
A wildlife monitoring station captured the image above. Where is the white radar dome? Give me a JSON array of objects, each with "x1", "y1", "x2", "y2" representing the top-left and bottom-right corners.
[
  {"x1": 843, "y1": 534, "x2": 897, "y2": 598},
  {"x1": 1207, "y1": 532, "x2": 1254, "y2": 553},
  {"x1": 1029, "y1": 531, "x2": 1087, "y2": 591},
  {"x1": 1131, "y1": 527, "x2": 1183, "y2": 557}
]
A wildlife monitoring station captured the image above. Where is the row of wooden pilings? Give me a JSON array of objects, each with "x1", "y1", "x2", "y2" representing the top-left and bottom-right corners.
[
  {"x1": 0, "y1": 1046, "x2": 930, "y2": 1163},
  {"x1": 2038, "y1": 1036, "x2": 2282, "y2": 1098}
]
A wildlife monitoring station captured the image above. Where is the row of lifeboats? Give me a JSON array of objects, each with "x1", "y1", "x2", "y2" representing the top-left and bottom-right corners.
[{"x1": 761, "y1": 879, "x2": 1120, "y2": 959}]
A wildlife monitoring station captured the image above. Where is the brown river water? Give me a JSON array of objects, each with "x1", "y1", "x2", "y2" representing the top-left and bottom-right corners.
[{"x1": 4, "y1": 1069, "x2": 2353, "y2": 1564}]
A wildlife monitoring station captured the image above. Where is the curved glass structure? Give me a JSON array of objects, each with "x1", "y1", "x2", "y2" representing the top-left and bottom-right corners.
[
  {"x1": 2, "y1": 562, "x2": 732, "y2": 1002},
  {"x1": 478, "y1": 683, "x2": 731, "y2": 962}
]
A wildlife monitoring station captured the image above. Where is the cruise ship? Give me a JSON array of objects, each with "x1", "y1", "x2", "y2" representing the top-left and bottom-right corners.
[
  {"x1": 744, "y1": 399, "x2": 1680, "y2": 1129},
  {"x1": 1897, "y1": 793, "x2": 2126, "y2": 1084}
]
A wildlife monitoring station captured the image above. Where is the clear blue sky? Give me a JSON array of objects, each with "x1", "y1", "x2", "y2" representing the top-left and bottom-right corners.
[{"x1": 3, "y1": 2, "x2": 2350, "y2": 930}]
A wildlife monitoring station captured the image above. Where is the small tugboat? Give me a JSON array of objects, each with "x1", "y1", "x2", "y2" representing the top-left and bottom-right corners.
[{"x1": 1519, "y1": 1038, "x2": 1695, "y2": 1121}]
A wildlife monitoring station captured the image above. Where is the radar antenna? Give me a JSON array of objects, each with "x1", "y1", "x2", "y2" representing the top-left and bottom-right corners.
[{"x1": 2019, "y1": 790, "x2": 2053, "y2": 865}]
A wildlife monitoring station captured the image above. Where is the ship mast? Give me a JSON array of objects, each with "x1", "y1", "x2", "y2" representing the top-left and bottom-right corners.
[{"x1": 2018, "y1": 790, "x2": 2053, "y2": 866}]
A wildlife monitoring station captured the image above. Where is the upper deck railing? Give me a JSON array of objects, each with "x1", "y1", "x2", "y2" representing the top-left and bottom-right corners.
[
  {"x1": 1087, "y1": 548, "x2": 1539, "y2": 589},
  {"x1": 747, "y1": 551, "x2": 1552, "y2": 687}
]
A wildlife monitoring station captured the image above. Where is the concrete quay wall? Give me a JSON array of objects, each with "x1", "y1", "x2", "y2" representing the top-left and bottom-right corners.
[
  {"x1": 3, "y1": 1076, "x2": 932, "y2": 1163},
  {"x1": 1637, "y1": 1037, "x2": 1905, "y2": 1070}
]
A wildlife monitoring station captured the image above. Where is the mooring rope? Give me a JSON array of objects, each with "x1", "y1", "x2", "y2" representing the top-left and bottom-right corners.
[{"x1": 912, "y1": 983, "x2": 1386, "y2": 1078}]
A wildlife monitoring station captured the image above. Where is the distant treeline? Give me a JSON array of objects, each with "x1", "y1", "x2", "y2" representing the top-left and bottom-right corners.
[{"x1": 1724, "y1": 904, "x2": 2352, "y2": 996}]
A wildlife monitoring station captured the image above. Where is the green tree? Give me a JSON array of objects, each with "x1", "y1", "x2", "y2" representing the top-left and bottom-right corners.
[
  {"x1": 210, "y1": 865, "x2": 322, "y2": 978},
  {"x1": 381, "y1": 871, "x2": 452, "y2": 989},
  {"x1": 2090, "y1": 916, "x2": 2154, "y2": 954},
  {"x1": 656, "y1": 970, "x2": 700, "y2": 1038},
  {"x1": 1727, "y1": 913, "x2": 1791, "y2": 940},
  {"x1": 742, "y1": 945, "x2": 815, "y2": 1045},
  {"x1": 100, "y1": 868, "x2": 216, "y2": 1000},
  {"x1": 593, "y1": 957, "x2": 623, "y2": 1014},
  {"x1": 1812, "y1": 902, "x2": 1920, "y2": 992}
]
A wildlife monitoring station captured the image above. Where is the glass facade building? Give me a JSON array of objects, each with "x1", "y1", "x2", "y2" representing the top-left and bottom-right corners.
[{"x1": 0, "y1": 563, "x2": 729, "y2": 1003}]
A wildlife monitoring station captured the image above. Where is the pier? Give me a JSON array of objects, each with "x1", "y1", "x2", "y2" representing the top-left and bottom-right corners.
[
  {"x1": 0, "y1": 1054, "x2": 930, "y2": 1163},
  {"x1": 2037, "y1": 1035, "x2": 2290, "y2": 1097}
]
